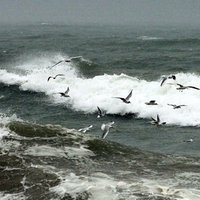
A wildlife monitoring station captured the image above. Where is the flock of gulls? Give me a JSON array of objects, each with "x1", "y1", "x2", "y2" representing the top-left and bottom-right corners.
[
  {"x1": 47, "y1": 57, "x2": 199, "y2": 141},
  {"x1": 47, "y1": 56, "x2": 114, "y2": 139},
  {"x1": 150, "y1": 75, "x2": 199, "y2": 131}
]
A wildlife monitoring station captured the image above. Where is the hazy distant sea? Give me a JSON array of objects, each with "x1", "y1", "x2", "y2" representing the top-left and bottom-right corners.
[{"x1": 1, "y1": 23, "x2": 200, "y2": 200}]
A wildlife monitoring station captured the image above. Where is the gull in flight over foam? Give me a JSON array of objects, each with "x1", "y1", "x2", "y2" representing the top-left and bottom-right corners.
[
  {"x1": 58, "y1": 87, "x2": 70, "y2": 97},
  {"x1": 176, "y1": 84, "x2": 200, "y2": 91},
  {"x1": 167, "y1": 104, "x2": 186, "y2": 109},
  {"x1": 50, "y1": 56, "x2": 82, "y2": 68},
  {"x1": 150, "y1": 114, "x2": 166, "y2": 125},
  {"x1": 47, "y1": 74, "x2": 65, "y2": 81},
  {"x1": 160, "y1": 75, "x2": 176, "y2": 86},
  {"x1": 145, "y1": 100, "x2": 158, "y2": 105},
  {"x1": 113, "y1": 90, "x2": 132, "y2": 104},
  {"x1": 101, "y1": 121, "x2": 114, "y2": 139},
  {"x1": 78, "y1": 125, "x2": 93, "y2": 133}
]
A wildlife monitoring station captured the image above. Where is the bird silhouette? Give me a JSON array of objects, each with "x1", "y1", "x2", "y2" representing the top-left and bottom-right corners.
[
  {"x1": 145, "y1": 100, "x2": 158, "y2": 105},
  {"x1": 150, "y1": 114, "x2": 166, "y2": 125},
  {"x1": 113, "y1": 90, "x2": 132, "y2": 103},
  {"x1": 167, "y1": 104, "x2": 186, "y2": 109},
  {"x1": 50, "y1": 56, "x2": 82, "y2": 68},
  {"x1": 160, "y1": 75, "x2": 176, "y2": 86},
  {"x1": 176, "y1": 84, "x2": 200, "y2": 91},
  {"x1": 97, "y1": 106, "x2": 106, "y2": 118},
  {"x1": 58, "y1": 87, "x2": 70, "y2": 97},
  {"x1": 47, "y1": 74, "x2": 65, "y2": 81}
]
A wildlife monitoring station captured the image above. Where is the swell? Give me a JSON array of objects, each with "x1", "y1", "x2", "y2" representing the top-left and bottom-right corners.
[
  {"x1": 3, "y1": 121, "x2": 200, "y2": 181},
  {"x1": 1, "y1": 120, "x2": 200, "y2": 199},
  {"x1": 5, "y1": 120, "x2": 200, "y2": 171}
]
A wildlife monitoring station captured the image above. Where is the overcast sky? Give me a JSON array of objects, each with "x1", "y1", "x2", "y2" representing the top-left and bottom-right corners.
[{"x1": 0, "y1": 0, "x2": 200, "y2": 26}]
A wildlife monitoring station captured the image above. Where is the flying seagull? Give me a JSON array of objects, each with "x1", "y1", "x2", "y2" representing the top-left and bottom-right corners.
[
  {"x1": 150, "y1": 114, "x2": 166, "y2": 125},
  {"x1": 78, "y1": 125, "x2": 93, "y2": 133},
  {"x1": 47, "y1": 74, "x2": 65, "y2": 81},
  {"x1": 113, "y1": 89, "x2": 133, "y2": 104},
  {"x1": 50, "y1": 56, "x2": 82, "y2": 68},
  {"x1": 101, "y1": 121, "x2": 114, "y2": 139},
  {"x1": 58, "y1": 87, "x2": 70, "y2": 97},
  {"x1": 145, "y1": 100, "x2": 158, "y2": 105},
  {"x1": 97, "y1": 106, "x2": 105, "y2": 118},
  {"x1": 167, "y1": 104, "x2": 186, "y2": 109},
  {"x1": 176, "y1": 84, "x2": 200, "y2": 91},
  {"x1": 183, "y1": 138, "x2": 193, "y2": 143},
  {"x1": 160, "y1": 75, "x2": 176, "y2": 86}
]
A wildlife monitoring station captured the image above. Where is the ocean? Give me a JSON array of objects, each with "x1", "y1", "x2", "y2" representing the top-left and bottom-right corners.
[{"x1": 0, "y1": 23, "x2": 200, "y2": 200}]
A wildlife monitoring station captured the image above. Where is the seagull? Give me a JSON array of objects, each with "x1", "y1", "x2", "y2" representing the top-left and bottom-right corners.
[
  {"x1": 183, "y1": 138, "x2": 193, "y2": 143},
  {"x1": 113, "y1": 90, "x2": 132, "y2": 104},
  {"x1": 160, "y1": 75, "x2": 176, "y2": 86},
  {"x1": 176, "y1": 84, "x2": 200, "y2": 91},
  {"x1": 101, "y1": 121, "x2": 114, "y2": 139},
  {"x1": 150, "y1": 114, "x2": 166, "y2": 125},
  {"x1": 145, "y1": 100, "x2": 158, "y2": 105},
  {"x1": 50, "y1": 56, "x2": 82, "y2": 68},
  {"x1": 47, "y1": 74, "x2": 65, "y2": 81},
  {"x1": 167, "y1": 104, "x2": 186, "y2": 109},
  {"x1": 78, "y1": 125, "x2": 93, "y2": 133},
  {"x1": 97, "y1": 106, "x2": 105, "y2": 118},
  {"x1": 58, "y1": 87, "x2": 70, "y2": 97}
]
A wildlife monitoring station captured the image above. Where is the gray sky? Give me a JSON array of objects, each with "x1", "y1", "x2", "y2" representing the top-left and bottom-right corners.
[{"x1": 0, "y1": 0, "x2": 200, "y2": 25}]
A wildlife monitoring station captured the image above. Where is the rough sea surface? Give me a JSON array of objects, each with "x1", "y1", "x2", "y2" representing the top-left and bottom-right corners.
[{"x1": 1, "y1": 23, "x2": 200, "y2": 199}]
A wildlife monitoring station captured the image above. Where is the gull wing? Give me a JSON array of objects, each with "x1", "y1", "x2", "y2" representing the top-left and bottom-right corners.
[
  {"x1": 101, "y1": 124, "x2": 106, "y2": 131},
  {"x1": 65, "y1": 87, "x2": 70, "y2": 94},
  {"x1": 113, "y1": 97, "x2": 126, "y2": 101},
  {"x1": 79, "y1": 125, "x2": 93, "y2": 133},
  {"x1": 167, "y1": 104, "x2": 176, "y2": 107},
  {"x1": 177, "y1": 83, "x2": 184, "y2": 87},
  {"x1": 51, "y1": 60, "x2": 64, "y2": 68},
  {"x1": 47, "y1": 76, "x2": 52, "y2": 81},
  {"x1": 160, "y1": 76, "x2": 167, "y2": 86},
  {"x1": 157, "y1": 114, "x2": 160, "y2": 123},
  {"x1": 125, "y1": 90, "x2": 132, "y2": 100},
  {"x1": 69, "y1": 56, "x2": 82, "y2": 60},
  {"x1": 102, "y1": 126, "x2": 110, "y2": 139},
  {"x1": 55, "y1": 74, "x2": 65, "y2": 78},
  {"x1": 97, "y1": 106, "x2": 102, "y2": 115},
  {"x1": 187, "y1": 86, "x2": 200, "y2": 90}
]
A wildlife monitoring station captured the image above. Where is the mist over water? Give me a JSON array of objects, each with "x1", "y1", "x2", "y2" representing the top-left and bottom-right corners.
[{"x1": 1, "y1": 0, "x2": 200, "y2": 26}]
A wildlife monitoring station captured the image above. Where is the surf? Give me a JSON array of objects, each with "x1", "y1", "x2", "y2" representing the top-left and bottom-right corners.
[{"x1": 1, "y1": 53, "x2": 200, "y2": 127}]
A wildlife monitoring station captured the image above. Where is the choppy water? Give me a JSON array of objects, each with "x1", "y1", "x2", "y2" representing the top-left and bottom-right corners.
[{"x1": 1, "y1": 23, "x2": 200, "y2": 199}]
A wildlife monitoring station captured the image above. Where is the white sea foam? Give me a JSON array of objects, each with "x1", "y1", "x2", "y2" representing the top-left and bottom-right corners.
[
  {"x1": 1, "y1": 54, "x2": 200, "y2": 126},
  {"x1": 49, "y1": 172, "x2": 200, "y2": 200},
  {"x1": 0, "y1": 114, "x2": 21, "y2": 139},
  {"x1": 0, "y1": 114, "x2": 25, "y2": 154},
  {"x1": 24, "y1": 144, "x2": 95, "y2": 158},
  {"x1": 50, "y1": 172, "x2": 117, "y2": 200},
  {"x1": 0, "y1": 192, "x2": 26, "y2": 200}
]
